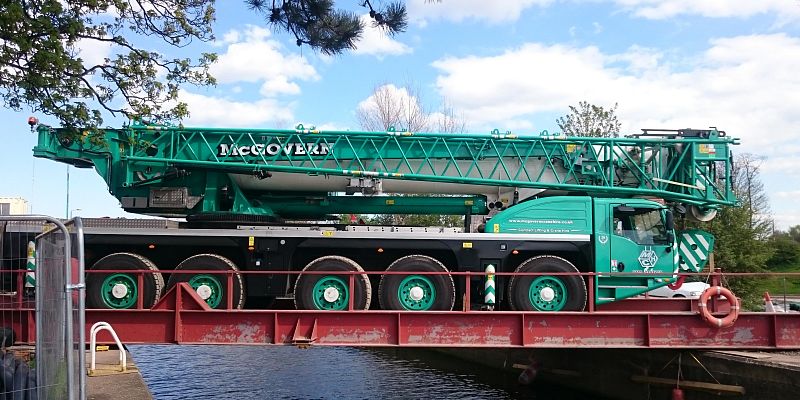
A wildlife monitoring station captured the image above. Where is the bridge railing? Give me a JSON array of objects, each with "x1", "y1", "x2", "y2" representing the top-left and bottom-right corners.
[{"x1": 67, "y1": 267, "x2": 800, "y2": 313}]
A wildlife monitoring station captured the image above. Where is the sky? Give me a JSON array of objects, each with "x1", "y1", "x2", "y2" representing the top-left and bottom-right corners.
[{"x1": 1, "y1": 0, "x2": 799, "y2": 229}]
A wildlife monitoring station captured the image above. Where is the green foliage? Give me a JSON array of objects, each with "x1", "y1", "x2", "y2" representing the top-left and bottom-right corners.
[
  {"x1": 369, "y1": 213, "x2": 463, "y2": 227},
  {"x1": 246, "y1": 0, "x2": 407, "y2": 55},
  {"x1": 691, "y1": 154, "x2": 774, "y2": 309},
  {"x1": 338, "y1": 212, "x2": 463, "y2": 228},
  {"x1": 767, "y1": 233, "x2": 800, "y2": 268},
  {"x1": 556, "y1": 101, "x2": 622, "y2": 137},
  {"x1": 760, "y1": 263, "x2": 800, "y2": 297},
  {"x1": 0, "y1": 0, "x2": 217, "y2": 128},
  {"x1": 788, "y1": 225, "x2": 800, "y2": 242},
  {"x1": 701, "y1": 206, "x2": 773, "y2": 309}
]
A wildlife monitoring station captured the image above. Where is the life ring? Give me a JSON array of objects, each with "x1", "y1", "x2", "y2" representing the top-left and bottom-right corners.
[
  {"x1": 668, "y1": 276, "x2": 686, "y2": 290},
  {"x1": 698, "y1": 286, "x2": 739, "y2": 328}
]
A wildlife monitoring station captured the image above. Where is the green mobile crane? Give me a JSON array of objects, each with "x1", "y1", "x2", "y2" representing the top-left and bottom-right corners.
[{"x1": 30, "y1": 120, "x2": 737, "y2": 312}]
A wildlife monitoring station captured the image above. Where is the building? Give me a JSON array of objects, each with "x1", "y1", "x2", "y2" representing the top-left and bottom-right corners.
[{"x1": 0, "y1": 197, "x2": 30, "y2": 215}]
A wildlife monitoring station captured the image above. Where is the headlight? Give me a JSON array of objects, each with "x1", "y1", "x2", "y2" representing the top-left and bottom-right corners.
[{"x1": 689, "y1": 291, "x2": 700, "y2": 297}]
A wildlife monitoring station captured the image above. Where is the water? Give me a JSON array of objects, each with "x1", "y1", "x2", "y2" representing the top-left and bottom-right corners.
[{"x1": 128, "y1": 345, "x2": 605, "y2": 399}]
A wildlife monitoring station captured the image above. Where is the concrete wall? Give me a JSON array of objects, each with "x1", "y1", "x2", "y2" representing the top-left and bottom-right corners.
[
  {"x1": 434, "y1": 347, "x2": 800, "y2": 400},
  {"x1": 0, "y1": 197, "x2": 30, "y2": 215}
]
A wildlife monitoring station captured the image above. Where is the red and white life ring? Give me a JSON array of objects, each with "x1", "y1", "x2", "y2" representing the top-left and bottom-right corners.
[{"x1": 698, "y1": 286, "x2": 739, "y2": 328}]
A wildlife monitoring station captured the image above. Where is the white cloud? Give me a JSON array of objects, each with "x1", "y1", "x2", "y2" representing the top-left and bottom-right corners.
[
  {"x1": 260, "y1": 77, "x2": 301, "y2": 96},
  {"x1": 353, "y1": 15, "x2": 412, "y2": 58},
  {"x1": 407, "y1": 1, "x2": 800, "y2": 25},
  {"x1": 210, "y1": 26, "x2": 318, "y2": 96},
  {"x1": 432, "y1": 34, "x2": 800, "y2": 157},
  {"x1": 179, "y1": 90, "x2": 294, "y2": 127},
  {"x1": 75, "y1": 39, "x2": 113, "y2": 66},
  {"x1": 774, "y1": 212, "x2": 800, "y2": 230},
  {"x1": 610, "y1": 0, "x2": 800, "y2": 22},
  {"x1": 776, "y1": 191, "x2": 800, "y2": 199},
  {"x1": 762, "y1": 158, "x2": 800, "y2": 175},
  {"x1": 407, "y1": 0, "x2": 553, "y2": 24}
]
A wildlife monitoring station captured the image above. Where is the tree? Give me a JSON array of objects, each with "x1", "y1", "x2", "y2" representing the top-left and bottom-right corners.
[
  {"x1": 356, "y1": 83, "x2": 430, "y2": 132},
  {"x1": 788, "y1": 225, "x2": 800, "y2": 243},
  {"x1": 1, "y1": 0, "x2": 217, "y2": 128},
  {"x1": 767, "y1": 233, "x2": 800, "y2": 268},
  {"x1": 698, "y1": 154, "x2": 775, "y2": 309},
  {"x1": 432, "y1": 100, "x2": 467, "y2": 134},
  {"x1": 556, "y1": 101, "x2": 621, "y2": 137},
  {"x1": 247, "y1": 0, "x2": 407, "y2": 55},
  {"x1": 2, "y1": 0, "x2": 409, "y2": 129},
  {"x1": 733, "y1": 154, "x2": 773, "y2": 238}
]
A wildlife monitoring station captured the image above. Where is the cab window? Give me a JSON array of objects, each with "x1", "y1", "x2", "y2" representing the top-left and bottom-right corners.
[{"x1": 612, "y1": 207, "x2": 669, "y2": 245}]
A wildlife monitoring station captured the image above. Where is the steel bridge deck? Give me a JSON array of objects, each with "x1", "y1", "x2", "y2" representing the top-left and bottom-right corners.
[{"x1": 3, "y1": 284, "x2": 799, "y2": 349}]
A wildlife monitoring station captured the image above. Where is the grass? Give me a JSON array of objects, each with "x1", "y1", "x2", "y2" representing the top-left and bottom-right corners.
[{"x1": 758, "y1": 263, "x2": 800, "y2": 297}]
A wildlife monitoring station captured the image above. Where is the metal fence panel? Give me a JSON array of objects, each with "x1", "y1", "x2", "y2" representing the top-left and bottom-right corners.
[{"x1": 0, "y1": 216, "x2": 84, "y2": 400}]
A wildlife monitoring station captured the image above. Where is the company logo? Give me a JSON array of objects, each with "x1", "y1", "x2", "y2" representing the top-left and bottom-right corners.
[
  {"x1": 598, "y1": 234, "x2": 608, "y2": 244},
  {"x1": 638, "y1": 247, "x2": 658, "y2": 271},
  {"x1": 217, "y1": 142, "x2": 332, "y2": 157}
]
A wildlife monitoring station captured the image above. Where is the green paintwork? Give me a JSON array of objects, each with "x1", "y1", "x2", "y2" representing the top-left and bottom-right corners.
[
  {"x1": 101, "y1": 273, "x2": 137, "y2": 309},
  {"x1": 591, "y1": 198, "x2": 717, "y2": 304},
  {"x1": 311, "y1": 276, "x2": 349, "y2": 311},
  {"x1": 397, "y1": 275, "x2": 436, "y2": 311},
  {"x1": 188, "y1": 274, "x2": 223, "y2": 308},
  {"x1": 33, "y1": 122, "x2": 737, "y2": 220},
  {"x1": 528, "y1": 276, "x2": 567, "y2": 311},
  {"x1": 488, "y1": 196, "x2": 593, "y2": 235}
]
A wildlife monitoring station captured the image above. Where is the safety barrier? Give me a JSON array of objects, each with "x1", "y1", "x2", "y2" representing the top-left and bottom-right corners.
[
  {"x1": 88, "y1": 322, "x2": 126, "y2": 374},
  {"x1": 0, "y1": 216, "x2": 85, "y2": 400}
]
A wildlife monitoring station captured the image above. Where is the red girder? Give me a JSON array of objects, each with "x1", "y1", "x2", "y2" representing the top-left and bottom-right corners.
[{"x1": 2, "y1": 283, "x2": 797, "y2": 349}]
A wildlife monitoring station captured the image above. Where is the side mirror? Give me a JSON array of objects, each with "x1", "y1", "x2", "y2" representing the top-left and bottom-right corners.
[{"x1": 665, "y1": 210, "x2": 674, "y2": 231}]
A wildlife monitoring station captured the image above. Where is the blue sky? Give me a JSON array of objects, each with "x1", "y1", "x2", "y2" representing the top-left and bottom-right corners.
[{"x1": 1, "y1": 1, "x2": 799, "y2": 228}]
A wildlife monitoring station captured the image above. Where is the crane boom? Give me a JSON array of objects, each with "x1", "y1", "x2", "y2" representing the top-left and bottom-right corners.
[{"x1": 32, "y1": 122, "x2": 737, "y2": 220}]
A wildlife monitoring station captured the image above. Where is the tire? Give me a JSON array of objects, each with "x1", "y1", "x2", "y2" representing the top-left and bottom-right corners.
[
  {"x1": 378, "y1": 255, "x2": 455, "y2": 311},
  {"x1": 508, "y1": 255, "x2": 586, "y2": 312},
  {"x1": 166, "y1": 254, "x2": 245, "y2": 309},
  {"x1": 294, "y1": 256, "x2": 371, "y2": 310},
  {"x1": 86, "y1": 253, "x2": 164, "y2": 309}
]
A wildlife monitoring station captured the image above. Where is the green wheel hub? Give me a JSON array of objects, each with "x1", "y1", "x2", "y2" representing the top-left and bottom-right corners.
[
  {"x1": 101, "y1": 273, "x2": 138, "y2": 309},
  {"x1": 397, "y1": 275, "x2": 436, "y2": 311},
  {"x1": 188, "y1": 274, "x2": 223, "y2": 308},
  {"x1": 528, "y1": 276, "x2": 567, "y2": 311},
  {"x1": 312, "y1": 276, "x2": 349, "y2": 311}
]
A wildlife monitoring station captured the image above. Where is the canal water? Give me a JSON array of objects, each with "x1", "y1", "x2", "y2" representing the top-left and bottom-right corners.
[{"x1": 129, "y1": 345, "x2": 607, "y2": 399}]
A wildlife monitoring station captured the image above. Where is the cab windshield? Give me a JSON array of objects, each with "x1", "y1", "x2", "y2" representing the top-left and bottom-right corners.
[{"x1": 612, "y1": 207, "x2": 669, "y2": 245}]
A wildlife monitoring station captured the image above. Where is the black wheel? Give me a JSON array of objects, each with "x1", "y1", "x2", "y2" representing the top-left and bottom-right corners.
[
  {"x1": 166, "y1": 254, "x2": 245, "y2": 309},
  {"x1": 378, "y1": 255, "x2": 455, "y2": 311},
  {"x1": 508, "y1": 255, "x2": 586, "y2": 312},
  {"x1": 673, "y1": 294, "x2": 686, "y2": 298},
  {"x1": 294, "y1": 256, "x2": 371, "y2": 310},
  {"x1": 86, "y1": 253, "x2": 164, "y2": 309}
]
